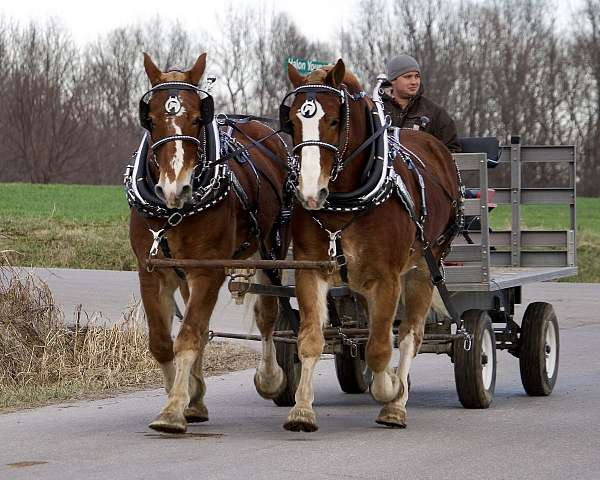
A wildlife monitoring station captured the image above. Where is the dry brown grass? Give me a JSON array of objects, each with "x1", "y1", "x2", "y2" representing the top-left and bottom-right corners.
[{"x1": 0, "y1": 260, "x2": 259, "y2": 411}]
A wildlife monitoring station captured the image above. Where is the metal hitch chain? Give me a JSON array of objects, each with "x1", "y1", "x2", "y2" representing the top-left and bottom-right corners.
[
  {"x1": 459, "y1": 326, "x2": 473, "y2": 351},
  {"x1": 338, "y1": 327, "x2": 358, "y2": 358}
]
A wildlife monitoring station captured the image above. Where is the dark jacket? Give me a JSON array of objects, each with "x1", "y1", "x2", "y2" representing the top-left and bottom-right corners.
[{"x1": 381, "y1": 84, "x2": 461, "y2": 153}]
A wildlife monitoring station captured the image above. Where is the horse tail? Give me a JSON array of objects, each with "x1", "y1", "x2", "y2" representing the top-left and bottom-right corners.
[{"x1": 429, "y1": 287, "x2": 450, "y2": 317}]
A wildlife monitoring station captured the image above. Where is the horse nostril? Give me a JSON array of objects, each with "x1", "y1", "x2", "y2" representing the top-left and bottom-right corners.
[
  {"x1": 181, "y1": 184, "x2": 192, "y2": 198},
  {"x1": 318, "y1": 187, "x2": 329, "y2": 200},
  {"x1": 155, "y1": 185, "x2": 165, "y2": 200}
]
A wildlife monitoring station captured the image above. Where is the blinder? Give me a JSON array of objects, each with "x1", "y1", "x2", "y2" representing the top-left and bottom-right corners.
[
  {"x1": 139, "y1": 81, "x2": 214, "y2": 131},
  {"x1": 278, "y1": 84, "x2": 347, "y2": 136}
]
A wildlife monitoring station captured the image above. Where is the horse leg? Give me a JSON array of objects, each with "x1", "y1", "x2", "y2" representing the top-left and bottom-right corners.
[
  {"x1": 139, "y1": 269, "x2": 178, "y2": 394},
  {"x1": 283, "y1": 271, "x2": 328, "y2": 432},
  {"x1": 149, "y1": 273, "x2": 222, "y2": 434},
  {"x1": 253, "y1": 271, "x2": 287, "y2": 399},
  {"x1": 376, "y1": 259, "x2": 432, "y2": 428},
  {"x1": 365, "y1": 275, "x2": 403, "y2": 405},
  {"x1": 165, "y1": 275, "x2": 208, "y2": 422},
  {"x1": 184, "y1": 330, "x2": 209, "y2": 423}
]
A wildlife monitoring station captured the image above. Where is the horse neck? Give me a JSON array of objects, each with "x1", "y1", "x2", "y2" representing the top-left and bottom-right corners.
[{"x1": 330, "y1": 101, "x2": 370, "y2": 192}]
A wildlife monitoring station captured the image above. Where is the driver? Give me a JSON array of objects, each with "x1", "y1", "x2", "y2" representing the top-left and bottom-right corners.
[{"x1": 381, "y1": 54, "x2": 461, "y2": 153}]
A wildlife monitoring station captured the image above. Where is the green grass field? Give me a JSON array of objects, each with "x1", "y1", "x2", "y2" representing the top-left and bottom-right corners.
[
  {"x1": 0, "y1": 183, "x2": 135, "y2": 270},
  {"x1": 1, "y1": 183, "x2": 599, "y2": 281}
]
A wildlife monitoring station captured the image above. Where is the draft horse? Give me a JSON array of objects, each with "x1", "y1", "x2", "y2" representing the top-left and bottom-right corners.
[
  {"x1": 127, "y1": 53, "x2": 291, "y2": 433},
  {"x1": 280, "y1": 60, "x2": 462, "y2": 431}
]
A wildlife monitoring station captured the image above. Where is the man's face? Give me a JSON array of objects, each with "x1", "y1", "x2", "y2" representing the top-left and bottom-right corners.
[{"x1": 391, "y1": 71, "x2": 421, "y2": 99}]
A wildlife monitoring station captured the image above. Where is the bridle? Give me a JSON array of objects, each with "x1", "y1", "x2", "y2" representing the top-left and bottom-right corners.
[
  {"x1": 279, "y1": 84, "x2": 368, "y2": 182},
  {"x1": 139, "y1": 80, "x2": 215, "y2": 170}
]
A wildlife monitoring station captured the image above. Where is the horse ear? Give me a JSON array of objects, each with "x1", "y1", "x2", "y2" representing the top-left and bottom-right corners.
[
  {"x1": 287, "y1": 62, "x2": 305, "y2": 88},
  {"x1": 144, "y1": 52, "x2": 162, "y2": 86},
  {"x1": 325, "y1": 59, "x2": 345, "y2": 88},
  {"x1": 189, "y1": 53, "x2": 207, "y2": 86},
  {"x1": 143, "y1": 52, "x2": 162, "y2": 86}
]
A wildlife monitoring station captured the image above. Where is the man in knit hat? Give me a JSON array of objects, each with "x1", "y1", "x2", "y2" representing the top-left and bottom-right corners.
[{"x1": 382, "y1": 54, "x2": 461, "y2": 153}]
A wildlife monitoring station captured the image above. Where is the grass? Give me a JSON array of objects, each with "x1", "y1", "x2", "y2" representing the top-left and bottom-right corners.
[
  {"x1": 0, "y1": 183, "x2": 129, "y2": 222},
  {"x1": 0, "y1": 262, "x2": 259, "y2": 411},
  {"x1": 0, "y1": 182, "x2": 598, "y2": 281},
  {"x1": 0, "y1": 183, "x2": 135, "y2": 270}
]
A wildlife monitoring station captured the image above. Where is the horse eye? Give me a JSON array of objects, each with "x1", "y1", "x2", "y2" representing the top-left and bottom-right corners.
[
  {"x1": 330, "y1": 118, "x2": 339, "y2": 127},
  {"x1": 192, "y1": 116, "x2": 201, "y2": 126}
]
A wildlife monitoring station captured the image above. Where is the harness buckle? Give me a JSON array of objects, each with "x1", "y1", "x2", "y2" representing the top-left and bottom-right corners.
[
  {"x1": 336, "y1": 253, "x2": 347, "y2": 268},
  {"x1": 168, "y1": 212, "x2": 183, "y2": 226}
]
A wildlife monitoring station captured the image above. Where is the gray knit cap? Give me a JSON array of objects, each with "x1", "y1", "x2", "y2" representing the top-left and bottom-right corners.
[{"x1": 387, "y1": 54, "x2": 420, "y2": 81}]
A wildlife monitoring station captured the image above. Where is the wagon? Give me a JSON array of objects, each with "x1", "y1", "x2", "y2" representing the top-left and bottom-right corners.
[{"x1": 148, "y1": 136, "x2": 577, "y2": 409}]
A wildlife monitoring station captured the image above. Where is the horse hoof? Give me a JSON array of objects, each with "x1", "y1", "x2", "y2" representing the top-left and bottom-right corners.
[
  {"x1": 149, "y1": 412, "x2": 187, "y2": 434},
  {"x1": 254, "y1": 369, "x2": 287, "y2": 400},
  {"x1": 375, "y1": 404, "x2": 407, "y2": 429},
  {"x1": 184, "y1": 405, "x2": 209, "y2": 423},
  {"x1": 283, "y1": 406, "x2": 318, "y2": 432}
]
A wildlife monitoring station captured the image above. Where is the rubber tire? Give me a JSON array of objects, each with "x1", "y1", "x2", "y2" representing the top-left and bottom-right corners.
[
  {"x1": 519, "y1": 302, "x2": 559, "y2": 396},
  {"x1": 454, "y1": 310, "x2": 496, "y2": 409},
  {"x1": 272, "y1": 309, "x2": 301, "y2": 407},
  {"x1": 334, "y1": 344, "x2": 372, "y2": 393}
]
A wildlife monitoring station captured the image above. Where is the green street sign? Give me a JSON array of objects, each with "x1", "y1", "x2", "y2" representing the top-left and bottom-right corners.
[{"x1": 286, "y1": 56, "x2": 329, "y2": 76}]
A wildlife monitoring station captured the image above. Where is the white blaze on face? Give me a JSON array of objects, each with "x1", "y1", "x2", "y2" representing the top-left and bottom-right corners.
[
  {"x1": 297, "y1": 100, "x2": 326, "y2": 201},
  {"x1": 161, "y1": 106, "x2": 188, "y2": 197}
]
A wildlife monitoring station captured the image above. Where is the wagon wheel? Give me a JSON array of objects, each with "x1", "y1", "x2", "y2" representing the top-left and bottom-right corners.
[
  {"x1": 334, "y1": 344, "x2": 372, "y2": 393},
  {"x1": 519, "y1": 302, "x2": 559, "y2": 396},
  {"x1": 272, "y1": 308, "x2": 301, "y2": 407},
  {"x1": 453, "y1": 309, "x2": 496, "y2": 409}
]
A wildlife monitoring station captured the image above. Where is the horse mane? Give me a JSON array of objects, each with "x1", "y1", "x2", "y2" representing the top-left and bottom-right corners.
[
  {"x1": 160, "y1": 70, "x2": 188, "y2": 82},
  {"x1": 307, "y1": 65, "x2": 365, "y2": 95}
]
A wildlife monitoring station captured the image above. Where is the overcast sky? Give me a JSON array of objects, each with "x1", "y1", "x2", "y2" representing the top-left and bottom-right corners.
[
  {"x1": 1, "y1": 0, "x2": 584, "y2": 46},
  {"x1": 1, "y1": 0, "x2": 356, "y2": 44}
]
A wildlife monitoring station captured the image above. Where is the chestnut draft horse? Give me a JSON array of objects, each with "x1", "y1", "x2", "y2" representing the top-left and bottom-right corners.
[
  {"x1": 127, "y1": 53, "x2": 291, "y2": 433},
  {"x1": 281, "y1": 60, "x2": 462, "y2": 431}
]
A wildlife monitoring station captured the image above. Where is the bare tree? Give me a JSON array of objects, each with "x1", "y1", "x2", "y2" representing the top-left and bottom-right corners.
[
  {"x1": 211, "y1": 4, "x2": 257, "y2": 114},
  {"x1": 0, "y1": 20, "x2": 91, "y2": 183},
  {"x1": 568, "y1": 0, "x2": 600, "y2": 195}
]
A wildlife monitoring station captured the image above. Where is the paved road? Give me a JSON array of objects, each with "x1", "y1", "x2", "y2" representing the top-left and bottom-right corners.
[{"x1": 1, "y1": 271, "x2": 599, "y2": 479}]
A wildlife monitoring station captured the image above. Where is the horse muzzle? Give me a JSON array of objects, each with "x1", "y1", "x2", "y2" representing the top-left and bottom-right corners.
[
  {"x1": 296, "y1": 187, "x2": 329, "y2": 210},
  {"x1": 155, "y1": 182, "x2": 192, "y2": 209}
]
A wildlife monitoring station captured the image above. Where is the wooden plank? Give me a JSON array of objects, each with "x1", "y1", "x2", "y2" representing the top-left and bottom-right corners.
[
  {"x1": 452, "y1": 153, "x2": 486, "y2": 171},
  {"x1": 446, "y1": 244, "x2": 484, "y2": 263},
  {"x1": 490, "y1": 251, "x2": 568, "y2": 267},
  {"x1": 463, "y1": 198, "x2": 484, "y2": 216},
  {"x1": 494, "y1": 188, "x2": 575, "y2": 204},
  {"x1": 497, "y1": 145, "x2": 575, "y2": 163},
  {"x1": 445, "y1": 265, "x2": 484, "y2": 284},
  {"x1": 448, "y1": 266, "x2": 578, "y2": 291},
  {"x1": 453, "y1": 230, "x2": 570, "y2": 248}
]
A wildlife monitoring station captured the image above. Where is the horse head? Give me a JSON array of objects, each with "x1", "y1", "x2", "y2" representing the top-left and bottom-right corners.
[
  {"x1": 140, "y1": 52, "x2": 212, "y2": 209},
  {"x1": 283, "y1": 59, "x2": 366, "y2": 210}
]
